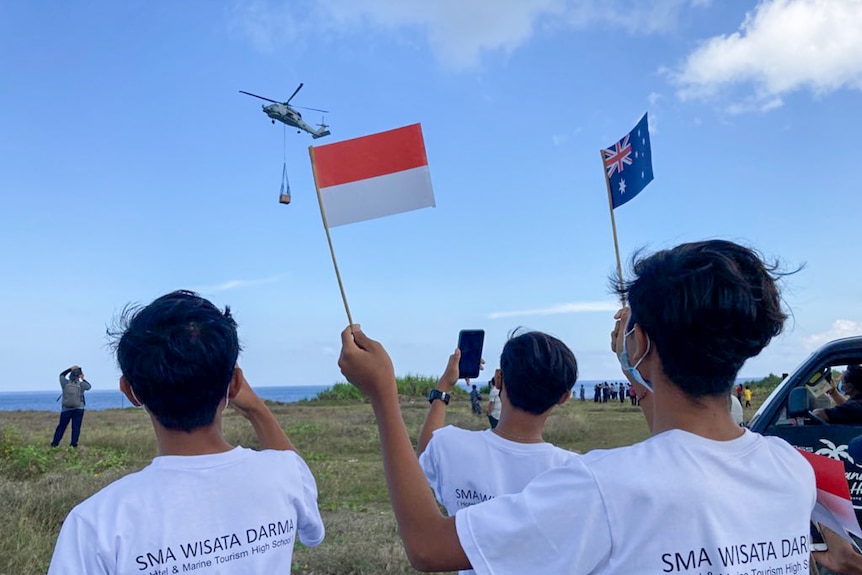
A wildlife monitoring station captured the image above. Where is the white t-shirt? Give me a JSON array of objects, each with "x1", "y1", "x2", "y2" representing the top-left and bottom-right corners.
[
  {"x1": 420, "y1": 426, "x2": 577, "y2": 575},
  {"x1": 48, "y1": 447, "x2": 324, "y2": 575},
  {"x1": 730, "y1": 394, "x2": 744, "y2": 425},
  {"x1": 488, "y1": 386, "x2": 502, "y2": 419},
  {"x1": 456, "y1": 429, "x2": 815, "y2": 575}
]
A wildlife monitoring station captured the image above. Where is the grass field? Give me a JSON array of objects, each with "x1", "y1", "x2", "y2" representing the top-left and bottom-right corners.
[{"x1": 0, "y1": 392, "x2": 767, "y2": 575}]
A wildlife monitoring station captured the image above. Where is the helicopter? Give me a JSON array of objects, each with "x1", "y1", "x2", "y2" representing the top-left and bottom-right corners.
[{"x1": 240, "y1": 83, "x2": 331, "y2": 139}]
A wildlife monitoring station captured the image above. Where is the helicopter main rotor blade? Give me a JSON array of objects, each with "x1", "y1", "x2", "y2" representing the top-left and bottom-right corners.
[
  {"x1": 285, "y1": 83, "x2": 304, "y2": 105},
  {"x1": 294, "y1": 105, "x2": 329, "y2": 113},
  {"x1": 239, "y1": 91, "x2": 280, "y2": 104}
]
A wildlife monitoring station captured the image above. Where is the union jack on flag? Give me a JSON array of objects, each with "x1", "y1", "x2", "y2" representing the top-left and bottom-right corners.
[
  {"x1": 602, "y1": 113, "x2": 654, "y2": 209},
  {"x1": 603, "y1": 134, "x2": 632, "y2": 178}
]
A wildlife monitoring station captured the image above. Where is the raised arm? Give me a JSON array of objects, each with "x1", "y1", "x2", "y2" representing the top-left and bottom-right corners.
[
  {"x1": 230, "y1": 367, "x2": 296, "y2": 452},
  {"x1": 59, "y1": 365, "x2": 75, "y2": 385},
  {"x1": 339, "y1": 326, "x2": 470, "y2": 572},
  {"x1": 416, "y1": 350, "x2": 460, "y2": 456}
]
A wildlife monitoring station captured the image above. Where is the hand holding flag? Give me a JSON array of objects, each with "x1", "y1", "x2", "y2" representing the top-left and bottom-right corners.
[
  {"x1": 601, "y1": 112, "x2": 655, "y2": 300},
  {"x1": 307, "y1": 123, "x2": 436, "y2": 325}
]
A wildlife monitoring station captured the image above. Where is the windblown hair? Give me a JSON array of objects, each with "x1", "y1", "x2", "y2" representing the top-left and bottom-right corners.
[
  {"x1": 613, "y1": 240, "x2": 789, "y2": 397},
  {"x1": 107, "y1": 290, "x2": 241, "y2": 431}
]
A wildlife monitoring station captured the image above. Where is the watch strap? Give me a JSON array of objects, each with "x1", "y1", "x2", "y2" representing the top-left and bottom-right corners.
[{"x1": 429, "y1": 389, "x2": 450, "y2": 405}]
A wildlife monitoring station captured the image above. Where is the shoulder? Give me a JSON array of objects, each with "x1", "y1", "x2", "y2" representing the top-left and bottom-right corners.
[
  {"x1": 241, "y1": 448, "x2": 316, "y2": 478},
  {"x1": 427, "y1": 425, "x2": 479, "y2": 448},
  {"x1": 65, "y1": 463, "x2": 156, "y2": 520},
  {"x1": 423, "y1": 427, "x2": 488, "y2": 463}
]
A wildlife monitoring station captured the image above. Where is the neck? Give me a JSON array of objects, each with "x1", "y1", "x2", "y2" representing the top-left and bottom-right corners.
[
  {"x1": 648, "y1": 379, "x2": 743, "y2": 441},
  {"x1": 150, "y1": 412, "x2": 234, "y2": 456},
  {"x1": 493, "y1": 406, "x2": 548, "y2": 444}
]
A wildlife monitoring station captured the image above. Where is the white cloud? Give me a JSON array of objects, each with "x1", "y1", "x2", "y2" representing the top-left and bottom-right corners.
[
  {"x1": 802, "y1": 320, "x2": 862, "y2": 351},
  {"x1": 672, "y1": 0, "x2": 862, "y2": 109},
  {"x1": 229, "y1": 0, "x2": 709, "y2": 69},
  {"x1": 226, "y1": 1, "x2": 308, "y2": 53},
  {"x1": 197, "y1": 275, "x2": 282, "y2": 293},
  {"x1": 488, "y1": 300, "x2": 619, "y2": 320},
  {"x1": 565, "y1": 0, "x2": 707, "y2": 35}
]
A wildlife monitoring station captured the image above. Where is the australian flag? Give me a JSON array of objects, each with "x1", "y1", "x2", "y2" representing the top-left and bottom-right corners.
[{"x1": 603, "y1": 113, "x2": 653, "y2": 209}]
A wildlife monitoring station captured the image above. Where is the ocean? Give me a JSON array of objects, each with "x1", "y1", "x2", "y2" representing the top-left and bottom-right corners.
[
  {"x1": 0, "y1": 376, "x2": 765, "y2": 412},
  {"x1": 0, "y1": 385, "x2": 331, "y2": 412}
]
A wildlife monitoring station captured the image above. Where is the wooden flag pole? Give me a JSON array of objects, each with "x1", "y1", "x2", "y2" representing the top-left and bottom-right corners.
[
  {"x1": 309, "y1": 145, "x2": 354, "y2": 327},
  {"x1": 601, "y1": 150, "x2": 626, "y2": 304}
]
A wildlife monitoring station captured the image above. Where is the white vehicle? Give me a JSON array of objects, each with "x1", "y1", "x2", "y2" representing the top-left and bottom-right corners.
[{"x1": 748, "y1": 336, "x2": 862, "y2": 523}]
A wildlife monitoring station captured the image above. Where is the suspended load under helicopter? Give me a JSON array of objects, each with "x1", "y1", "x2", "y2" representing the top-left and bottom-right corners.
[
  {"x1": 240, "y1": 83, "x2": 331, "y2": 139},
  {"x1": 279, "y1": 162, "x2": 291, "y2": 205}
]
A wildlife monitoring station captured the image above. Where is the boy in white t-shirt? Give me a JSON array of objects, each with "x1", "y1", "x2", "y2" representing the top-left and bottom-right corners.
[
  {"x1": 48, "y1": 290, "x2": 324, "y2": 575},
  {"x1": 485, "y1": 376, "x2": 502, "y2": 428},
  {"x1": 416, "y1": 331, "x2": 577, "y2": 575},
  {"x1": 338, "y1": 240, "x2": 817, "y2": 574}
]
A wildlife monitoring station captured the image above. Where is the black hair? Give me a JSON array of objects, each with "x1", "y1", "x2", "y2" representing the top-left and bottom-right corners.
[
  {"x1": 612, "y1": 240, "x2": 788, "y2": 398},
  {"x1": 107, "y1": 290, "x2": 241, "y2": 432},
  {"x1": 499, "y1": 329, "x2": 578, "y2": 415},
  {"x1": 845, "y1": 365, "x2": 862, "y2": 389}
]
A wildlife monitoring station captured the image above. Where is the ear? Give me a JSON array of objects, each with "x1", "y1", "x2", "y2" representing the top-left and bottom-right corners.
[
  {"x1": 494, "y1": 369, "x2": 503, "y2": 390},
  {"x1": 227, "y1": 365, "x2": 243, "y2": 399},
  {"x1": 630, "y1": 323, "x2": 651, "y2": 359},
  {"x1": 120, "y1": 376, "x2": 141, "y2": 406},
  {"x1": 558, "y1": 390, "x2": 571, "y2": 406}
]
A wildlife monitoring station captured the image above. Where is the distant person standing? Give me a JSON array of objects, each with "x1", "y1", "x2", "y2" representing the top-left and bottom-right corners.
[
  {"x1": 744, "y1": 385, "x2": 753, "y2": 408},
  {"x1": 486, "y1": 374, "x2": 502, "y2": 428},
  {"x1": 470, "y1": 385, "x2": 482, "y2": 416},
  {"x1": 579, "y1": 384, "x2": 585, "y2": 402},
  {"x1": 51, "y1": 365, "x2": 91, "y2": 448},
  {"x1": 619, "y1": 382, "x2": 625, "y2": 403}
]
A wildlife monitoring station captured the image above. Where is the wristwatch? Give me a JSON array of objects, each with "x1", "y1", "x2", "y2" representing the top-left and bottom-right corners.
[{"x1": 428, "y1": 389, "x2": 451, "y2": 405}]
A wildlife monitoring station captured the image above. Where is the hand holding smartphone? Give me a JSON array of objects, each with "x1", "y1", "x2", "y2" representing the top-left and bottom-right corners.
[
  {"x1": 810, "y1": 521, "x2": 828, "y2": 552},
  {"x1": 457, "y1": 330, "x2": 485, "y2": 380}
]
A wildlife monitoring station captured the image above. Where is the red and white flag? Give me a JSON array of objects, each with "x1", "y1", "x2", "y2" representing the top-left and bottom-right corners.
[
  {"x1": 310, "y1": 124, "x2": 435, "y2": 227},
  {"x1": 798, "y1": 449, "x2": 862, "y2": 540}
]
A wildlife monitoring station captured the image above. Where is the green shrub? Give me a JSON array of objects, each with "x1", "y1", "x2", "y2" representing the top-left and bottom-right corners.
[
  {"x1": 314, "y1": 382, "x2": 365, "y2": 402},
  {"x1": 315, "y1": 374, "x2": 474, "y2": 402}
]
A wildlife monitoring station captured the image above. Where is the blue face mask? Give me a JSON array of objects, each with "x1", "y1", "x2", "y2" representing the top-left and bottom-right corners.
[{"x1": 618, "y1": 325, "x2": 653, "y2": 391}]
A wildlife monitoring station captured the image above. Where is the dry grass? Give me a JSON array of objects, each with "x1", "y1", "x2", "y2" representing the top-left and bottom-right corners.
[{"x1": 0, "y1": 397, "x2": 659, "y2": 574}]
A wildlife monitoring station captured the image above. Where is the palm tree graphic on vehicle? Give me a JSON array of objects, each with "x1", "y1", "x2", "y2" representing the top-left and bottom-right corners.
[{"x1": 815, "y1": 439, "x2": 854, "y2": 465}]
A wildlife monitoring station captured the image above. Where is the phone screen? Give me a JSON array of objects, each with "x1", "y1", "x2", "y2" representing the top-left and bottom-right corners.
[
  {"x1": 458, "y1": 330, "x2": 485, "y2": 380},
  {"x1": 810, "y1": 522, "x2": 828, "y2": 551}
]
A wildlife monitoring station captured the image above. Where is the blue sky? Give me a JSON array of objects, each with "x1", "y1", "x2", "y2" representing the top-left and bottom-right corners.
[{"x1": 2, "y1": 0, "x2": 861, "y2": 392}]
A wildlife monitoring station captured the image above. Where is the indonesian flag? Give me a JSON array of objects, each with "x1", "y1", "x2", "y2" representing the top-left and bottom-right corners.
[
  {"x1": 310, "y1": 124, "x2": 435, "y2": 227},
  {"x1": 798, "y1": 449, "x2": 862, "y2": 540}
]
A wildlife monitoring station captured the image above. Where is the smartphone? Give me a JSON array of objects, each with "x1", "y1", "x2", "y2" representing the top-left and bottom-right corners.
[
  {"x1": 457, "y1": 330, "x2": 485, "y2": 380},
  {"x1": 810, "y1": 521, "x2": 828, "y2": 552}
]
